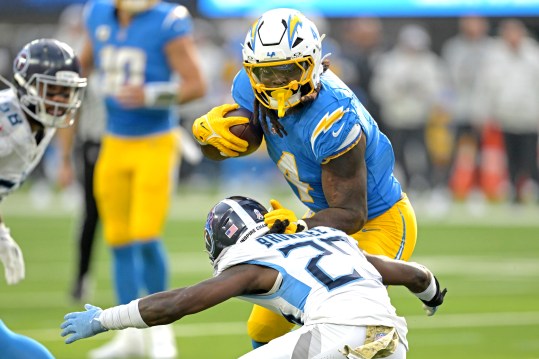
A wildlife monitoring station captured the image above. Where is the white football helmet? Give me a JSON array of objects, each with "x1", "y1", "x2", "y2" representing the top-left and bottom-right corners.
[
  {"x1": 115, "y1": 0, "x2": 158, "y2": 14},
  {"x1": 242, "y1": 8, "x2": 324, "y2": 117}
]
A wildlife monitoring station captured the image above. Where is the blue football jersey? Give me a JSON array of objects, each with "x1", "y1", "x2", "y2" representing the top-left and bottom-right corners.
[
  {"x1": 85, "y1": 0, "x2": 192, "y2": 136},
  {"x1": 232, "y1": 69, "x2": 402, "y2": 219}
]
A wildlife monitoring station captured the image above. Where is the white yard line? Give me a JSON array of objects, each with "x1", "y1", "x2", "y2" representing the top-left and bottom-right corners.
[
  {"x1": 3, "y1": 253, "x2": 537, "y2": 283},
  {"x1": 1, "y1": 254, "x2": 538, "y2": 308},
  {"x1": 1, "y1": 283, "x2": 536, "y2": 309},
  {"x1": 3, "y1": 190, "x2": 539, "y2": 225},
  {"x1": 17, "y1": 311, "x2": 539, "y2": 342}
]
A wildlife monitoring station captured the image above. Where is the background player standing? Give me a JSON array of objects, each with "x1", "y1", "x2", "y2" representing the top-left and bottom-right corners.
[
  {"x1": 77, "y1": 0, "x2": 206, "y2": 357},
  {"x1": 0, "y1": 38, "x2": 86, "y2": 359}
]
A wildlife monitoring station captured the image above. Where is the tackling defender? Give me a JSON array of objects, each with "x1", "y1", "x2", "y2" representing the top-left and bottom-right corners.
[
  {"x1": 0, "y1": 38, "x2": 87, "y2": 359},
  {"x1": 192, "y1": 8, "x2": 419, "y2": 346},
  {"x1": 61, "y1": 196, "x2": 447, "y2": 359}
]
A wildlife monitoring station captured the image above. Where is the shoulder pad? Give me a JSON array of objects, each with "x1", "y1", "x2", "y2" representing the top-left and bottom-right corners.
[
  {"x1": 309, "y1": 106, "x2": 362, "y2": 164},
  {"x1": 162, "y1": 5, "x2": 192, "y2": 33},
  {"x1": 0, "y1": 91, "x2": 25, "y2": 137}
]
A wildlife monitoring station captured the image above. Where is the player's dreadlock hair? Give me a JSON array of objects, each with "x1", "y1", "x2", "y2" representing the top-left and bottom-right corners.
[{"x1": 252, "y1": 58, "x2": 331, "y2": 138}]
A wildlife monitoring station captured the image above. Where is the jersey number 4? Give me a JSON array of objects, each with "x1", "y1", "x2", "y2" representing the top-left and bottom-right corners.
[
  {"x1": 278, "y1": 237, "x2": 362, "y2": 291},
  {"x1": 277, "y1": 152, "x2": 313, "y2": 203}
]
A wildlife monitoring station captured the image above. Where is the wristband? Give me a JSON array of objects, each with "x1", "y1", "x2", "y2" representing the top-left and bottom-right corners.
[
  {"x1": 296, "y1": 219, "x2": 308, "y2": 232},
  {"x1": 144, "y1": 82, "x2": 178, "y2": 108},
  {"x1": 413, "y1": 273, "x2": 437, "y2": 301},
  {"x1": 98, "y1": 299, "x2": 149, "y2": 330}
]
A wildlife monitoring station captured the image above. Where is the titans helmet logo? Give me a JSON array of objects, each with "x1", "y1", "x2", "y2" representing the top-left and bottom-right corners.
[{"x1": 13, "y1": 50, "x2": 29, "y2": 75}]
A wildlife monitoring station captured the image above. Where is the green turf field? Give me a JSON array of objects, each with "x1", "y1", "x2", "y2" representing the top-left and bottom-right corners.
[{"x1": 1, "y1": 191, "x2": 538, "y2": 359}]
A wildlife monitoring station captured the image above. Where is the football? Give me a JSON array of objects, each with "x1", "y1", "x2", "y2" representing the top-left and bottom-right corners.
[
  {"x1": 201, "y1": 108, "x2": 263, "y2": 160},
  {"x1": 226, "y1": 108, "x2": 263, "y2": 155}
]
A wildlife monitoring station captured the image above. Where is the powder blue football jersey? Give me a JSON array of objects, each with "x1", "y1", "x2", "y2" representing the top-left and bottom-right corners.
[
  {"x1": 85, "y1": 0, "x2": 192, "y2": 136},
  {"x1": 232, "y1": 69, "x2": 402, "y2": 219}
]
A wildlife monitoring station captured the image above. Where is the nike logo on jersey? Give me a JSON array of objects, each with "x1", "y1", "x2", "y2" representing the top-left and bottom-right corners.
[
  {"x1": 361, "y1": 228, "x2": 380, "y2": 232},
  {"x1": 332, "y1": 123, "x2": 345, "y2": 137}
]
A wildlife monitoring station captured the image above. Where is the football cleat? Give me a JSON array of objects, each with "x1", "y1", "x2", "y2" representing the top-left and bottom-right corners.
[
  {"x1": 88, "y1": 328, "x2": 145, "y2": 359},
  {"x1": 149, "y1": 325, "x2": 178, "y2": 359}
]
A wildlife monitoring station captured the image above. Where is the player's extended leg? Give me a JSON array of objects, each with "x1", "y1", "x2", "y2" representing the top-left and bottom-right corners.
[
  {"x1": 72, "y1": 140, "x2": 101, "y2": 301},
  {"x1": 94, "y1": 136, "x2": 140, "y2": 304},
  {"x1": 131, "y1": 132, "x2": 177, "y2": 295},
  {"x1": 0, "y1": 320, "x2": 54, "y2": 359},
  {"x1": 90, "y1": 136, "x2": 145, "y2": 359},
  {"x1": 131, "y1": 131, "x2": 178, "y2": 358}
]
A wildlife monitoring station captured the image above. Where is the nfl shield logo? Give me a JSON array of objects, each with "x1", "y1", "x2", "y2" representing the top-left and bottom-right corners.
[{"x1": 225, "y1": 224, "x2": 238, "y2": 238}]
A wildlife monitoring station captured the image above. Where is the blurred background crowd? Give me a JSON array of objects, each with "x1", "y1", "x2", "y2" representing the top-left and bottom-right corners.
[{"x1": 1, "y1": 0, "x2": 538, "y2": 218}]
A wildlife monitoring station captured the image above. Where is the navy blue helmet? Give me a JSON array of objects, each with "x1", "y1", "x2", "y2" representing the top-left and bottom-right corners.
[
  {"x1": 12, "y1": 38, "x2": 87, "y2": 127},
  {"x1": 204, "y1": 196, "x2": 269, "y2": 265}
]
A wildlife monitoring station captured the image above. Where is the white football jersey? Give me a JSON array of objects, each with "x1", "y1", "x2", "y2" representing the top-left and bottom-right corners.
[
  {"x1": 0, "y1": 88, "x2": 56, "y2": 200},
  {"x1": 215, "y1": 226, "x2": 408, "y2": 349}
]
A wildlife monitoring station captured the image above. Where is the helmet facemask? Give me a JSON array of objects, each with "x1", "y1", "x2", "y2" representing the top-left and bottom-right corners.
[
  {"x1": 245, "y1": 57, "x2": 315, "y2": 118},
  {"x1": 15, "y1": 70, "x2": 86, "y2": 128},
  {"x1": 12, "y1": 38, "x2": 87, "y2": 128},
  {"x1": 242, "y1": 8, "x2": 324, "y2": 118}
]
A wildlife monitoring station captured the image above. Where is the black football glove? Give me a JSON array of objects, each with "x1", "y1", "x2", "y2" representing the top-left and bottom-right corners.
[
  {"x1": 420, "y1": 276, "x2": 447, "y2": 316},
  {"x1": 268, "y1": 219, "x2": 306, "y2": 234},
  {"x1": 268, "y1": 219, "x2": 289, "y2": 234}
]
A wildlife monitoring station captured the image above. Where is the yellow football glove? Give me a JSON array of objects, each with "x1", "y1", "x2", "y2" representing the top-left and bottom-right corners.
[
  {"x1": 264, "y1": 199, "x2": 307, "y2": 234},
  {"x1": 192, "y1": 103, "x2": 249, "y2": 157}
]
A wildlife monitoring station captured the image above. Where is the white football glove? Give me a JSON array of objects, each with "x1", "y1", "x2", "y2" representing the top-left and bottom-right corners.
[{"x1": 0, "y1": 224, "x2": 25, "y2": 285}]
